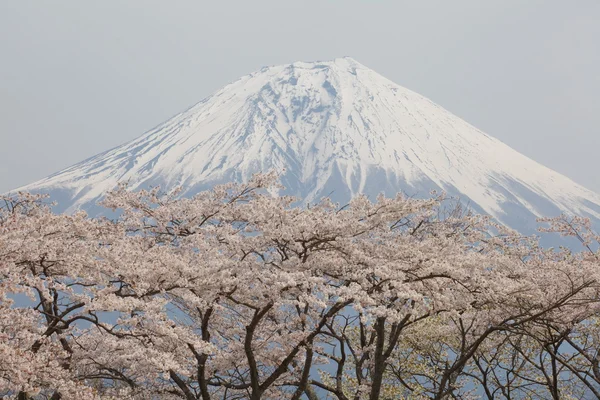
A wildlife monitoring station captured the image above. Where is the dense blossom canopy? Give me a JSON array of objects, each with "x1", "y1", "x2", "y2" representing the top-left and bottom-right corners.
[{"x1": 1, "y1": 173, "x2": 600, "y2": 399}]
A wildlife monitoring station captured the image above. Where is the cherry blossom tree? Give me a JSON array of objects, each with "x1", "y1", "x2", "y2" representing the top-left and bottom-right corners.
[{"x1": 1, "y1": 174, "x2": 600, "y2": 399}]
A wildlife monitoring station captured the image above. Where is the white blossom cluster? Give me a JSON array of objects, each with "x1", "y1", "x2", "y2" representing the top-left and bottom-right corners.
[{"x1": 1, "y1": 174, "x2": 600, "y2": 399}]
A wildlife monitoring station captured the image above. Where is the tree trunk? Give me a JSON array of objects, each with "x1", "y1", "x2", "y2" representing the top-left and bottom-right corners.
[{"x1": 369, "y1": 317, "x2": 387, "y2": 400}]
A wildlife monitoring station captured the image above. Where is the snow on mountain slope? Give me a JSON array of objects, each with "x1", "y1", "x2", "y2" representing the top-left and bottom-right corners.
[{"x1": 13, "y1": 57, "x2": 600, "y2": 232}]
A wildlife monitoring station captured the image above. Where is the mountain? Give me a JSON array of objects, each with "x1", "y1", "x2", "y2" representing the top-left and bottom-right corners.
[{"x1": 13, "y1": 57, "x2": 600, "y2": 233}]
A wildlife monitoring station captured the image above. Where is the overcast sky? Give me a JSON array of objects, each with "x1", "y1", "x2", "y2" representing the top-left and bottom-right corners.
[{"x1": 1, "y1": 1, "x2": 599, "y2": 193}]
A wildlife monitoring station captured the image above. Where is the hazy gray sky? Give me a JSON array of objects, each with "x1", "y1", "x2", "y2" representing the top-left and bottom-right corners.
[{"x1": 1, "y1": 1, "x2": 599, "y2": 193}]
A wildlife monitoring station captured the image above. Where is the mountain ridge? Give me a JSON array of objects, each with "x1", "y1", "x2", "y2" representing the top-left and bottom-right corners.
[{"x1": 14, "y1": 57, "x2": 600, "y2": 233}]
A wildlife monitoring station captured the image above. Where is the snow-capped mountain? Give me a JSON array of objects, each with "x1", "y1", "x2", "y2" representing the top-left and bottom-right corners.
[{"x1": 14, "y1": 57, "x2": 600, "y2": 233}]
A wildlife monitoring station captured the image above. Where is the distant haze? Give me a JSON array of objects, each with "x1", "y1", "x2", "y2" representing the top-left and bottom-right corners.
[{"x1": 1, "y1": 1, "x2": 599, "y2": 193}]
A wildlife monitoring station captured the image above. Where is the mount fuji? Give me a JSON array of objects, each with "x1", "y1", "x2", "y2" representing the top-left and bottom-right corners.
[{"x1": 13, "y1": 57, "x2": 600, "y2": 233}]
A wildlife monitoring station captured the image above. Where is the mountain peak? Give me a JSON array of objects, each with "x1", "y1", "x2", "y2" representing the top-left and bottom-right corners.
[
  {"x1": 256, "y1": 57, "x2": 370, "y2": 86},
  {"x1": 289, "y1": 56, "x2": 363, "y2": 69},
  {"x1": 14, "y1": 59, "x2": 600, "y2": 233}
]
